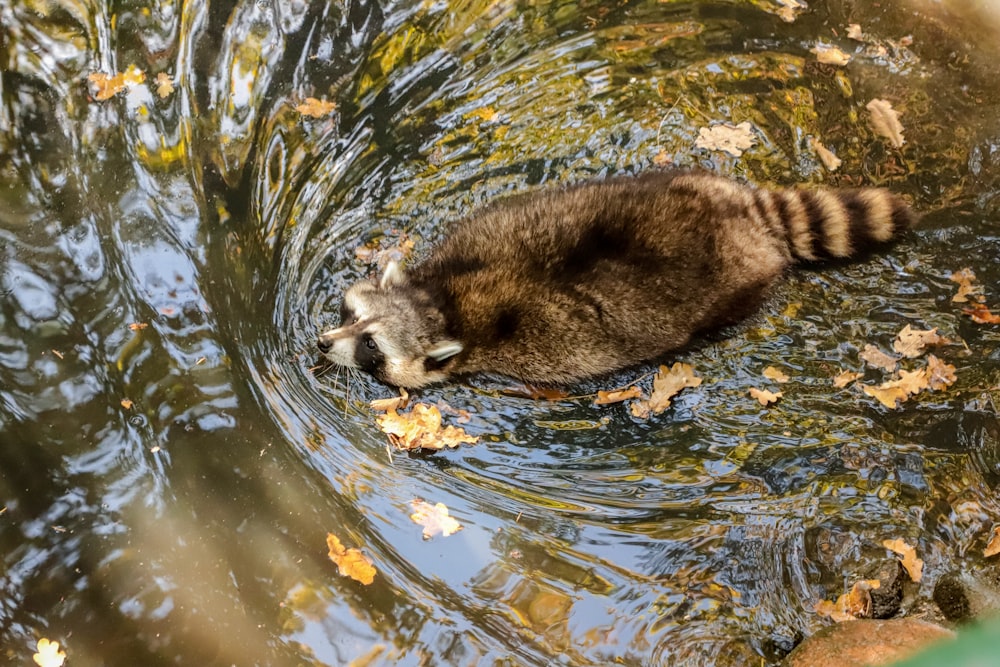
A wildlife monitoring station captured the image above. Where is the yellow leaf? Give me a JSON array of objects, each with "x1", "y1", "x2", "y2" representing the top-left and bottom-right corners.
[
  {"x1": 410, "y1": 500, "x2": 462, "y2": 538},
  {"x1": 128, "y1": 322, "x2": 148, "y2": 331},
  {"x1": 762, "y1": 366, "x2": 790, "y2": 383},
  {"x1": 811, "y1": 44, "x2": 852, "y2": 66},
  {"x1": 866, "y1": 98, "x2": 905, "y2": 148},
  {"x1": 862, "y1": 383, "x2": 908, "y2": 409},
  {"x1": 694, "y1": 122, "x2": 757, "y2": 157},
  {"x1": 859, "y1": 344, "x2": 898, "y2": 371},
  {"x1": 370, "y1": 388, "x2": 409, "y2": 412},
  {"x1": 33, "y1": 638, "x2": 66, "y2": 667},
  {"x1": 88, "y1": 65, "x2": 146, "y2": 101},
  {"x1": 893, "y1": 325, "x2": 947, "y2": 358},
  {"x1": 882, "y1": 538, "x2": 923, "y2": 582},
  {"x1": 949, "y1": 268, "x2": 978, "y2": 303},
  {"x1": 985, "y1": 526, "x2": 1000, "y2": 558},
  {"x1": 120, "y1": 398, "x2": 133, "y2": 410},
  {"x1": 375, "y1": 404, "x2": 477, "y2": 451},
  {"x1": 155, "y1": 72, "x2": 174, "y2": 98},
  {"x1": 963, "y1": 303, "x2": 1000, "y2": 324},
  {"x1": 749, "y1": 387, "x2": 782, "y2": 406},
  {"x1": 833, "y1": 370, "x2": 862, "y2": 388},
  {"x1": 810, "y1": 138, "x2": 842, "y2": 171},
  {"x1": 326, "y1": 533, "x2": 376, "y2": 585},
  {"x1": 924, "y1": 355, "x2": 956, "y2": 391},
  {"x1": 296, "y1": 97, "x2": 337, "y2": 117},
  {"x1": 631, "y1": 362, "x2": 702, "y2": 418},
  {"x1": 846, "y1": 23, "x2": 865, "y2": 41},
  {"x1": 594, "y1": 386, "x2": 642, "y2": 405},
  {"x1": 814, "y1": 580, "x2": 881, "y2": 623}
]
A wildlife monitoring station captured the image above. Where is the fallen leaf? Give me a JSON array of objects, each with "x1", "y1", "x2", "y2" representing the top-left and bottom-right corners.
[
  {"x1": 631, "y1": 362, "x2": 702, "y2": 418},
  {"x1": 653, "y1": 150, "x2": 672, "y2": 166},
  {"x1": 370, "y1": 388, "x2": 410, "y2": 412},
  {"x1": 155, "y1": 72, "x2": 174, "y2": 98},
  {"x1": 775, "y1": 0, "x2": 807, "y2": 22},
  {"x1": 846, "y1": 23, "x2": 865, "y2": 41},
  {"x1": 33, "y1": 638, "x2": 66, "y2": 667},
  {"x1": 949, "y1": 268, "x2": 978, "y2": 303},
  {"x1": 296, "y1": 97, "x2": 337, "y2": 117},
  {"x1": 327, "y1": 533, "x2": 376, "y2": 585},
  {"x1": 128, "y1": 322, "x2": 148, "y2": 331},
  {"x1": 763, "y1": 366, "x2": 790, "y2": 383},
  {"x1": 410, "y1": 500, "x2": 463, "y2": 538},
  {"x1": 810, "y1": 138, "x2": 842, "y2": 171},
  {"x1": 694, "y1": 121, "x2": 757, "y2": 157},
  {"x1": 814, "y1": 580, "x2": 881, "y2": 622},
  {"x1": 963, "y1": 303, "x2": 1000, "y2": 324},
  {"x1": 985, "y1": 526, "x2": 1000, "y2": 558},
  {"x1": 88, "y1": 65, "x2": 145, "y2": 100},
  {"x1": 594, "y1": 386, "x2": 643, "y2": 405},
  {"x1": 860, "y1": 344, "x2": 898, "y2": 371},
  {"x1": 750, "y1": 387, "x2": 782, "y2": 406},
  {"x1": 924, "y1": 355, "x2": 956, "y2": 391},
  {"x1": 376, "y1": 404, "x2": 477, "y2": 451},
  {"x1": 893, "y1": 325, "x2": 947, "y2": 358},
  {"x1": 812, "y1": 44, "x2": 852, "y2": 65},
  {"x1": 866, "y1": 98, "x2": 905, "y2": 148},
  {"x1": 882, "y1": 538, "x2": 923, "y2": 582},
  {"x1": 121, "y1": 398, "x2": 133, "y2": 410},
  {"x1": 862, "y1": 383, "x2": 909, "y2": 409},
  {"x1": 833, "y1": 370, "x2": 863, "y2": 388}
]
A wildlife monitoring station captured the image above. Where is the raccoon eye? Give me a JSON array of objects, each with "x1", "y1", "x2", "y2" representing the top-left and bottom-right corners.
[{"x1": 365, "y1": 337, "x2": 377, "y2": 350}]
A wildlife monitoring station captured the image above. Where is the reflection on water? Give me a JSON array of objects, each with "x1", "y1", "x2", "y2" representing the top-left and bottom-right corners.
[{"x1": 2, "y1": 0, "x2": 999, "y2": 664}]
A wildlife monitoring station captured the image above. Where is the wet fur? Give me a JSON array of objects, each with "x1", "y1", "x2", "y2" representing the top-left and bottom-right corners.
[{"x1": 318, "y1": 171, "x2": 914, "y2": 388}]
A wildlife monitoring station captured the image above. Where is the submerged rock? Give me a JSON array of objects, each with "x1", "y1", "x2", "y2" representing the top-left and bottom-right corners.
[{"x1": 783, "y1": 618, "x2": 954, "y2": 667}]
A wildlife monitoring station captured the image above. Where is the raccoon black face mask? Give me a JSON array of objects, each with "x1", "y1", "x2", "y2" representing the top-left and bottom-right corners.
[{"x1": 317, "y1": 171, "x2": 914, "y2": 388}]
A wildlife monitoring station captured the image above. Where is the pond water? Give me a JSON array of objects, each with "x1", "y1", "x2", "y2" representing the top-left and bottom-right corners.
[{"x1": 2, "y1": 0, "x2": 999, "y2": 664}]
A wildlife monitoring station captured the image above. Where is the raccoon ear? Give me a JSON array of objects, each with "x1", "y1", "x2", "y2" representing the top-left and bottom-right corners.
[
  {"x1": 426, "y1": 340, "x2": 463, "y2": 361},
  {"x1": 379, "y1": 260, "x2": 407, "y2": 289}
]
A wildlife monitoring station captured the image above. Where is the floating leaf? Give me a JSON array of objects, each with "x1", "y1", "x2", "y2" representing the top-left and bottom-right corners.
[
  {"x1": 985, "y1": 526, "x2": 1000, "y2": 558},
  {"x1": 862, "y1": 383, "x2": 909, "y2": 409},
  {"x1": 866, "y1": 99, "x2": 905, "y2": 148},
  {"x1": 128, "y1": 322, "x2": 148, "y2": 331},
  {"x1": 810, "y1": 138, "x2": 842, "y2": 171},
  {"x1": 811, "y1": 44, "x2": 852, "y2": 65},
  {"x1": 882, "y1": 538, "x2": 923, "y2": 582},
  {"x1": 370, "y1": 388, "x2": 410, "y2": 412},
  {"x1": 376, "y1": 404, "x2": 478, "y2": 451},
  {"x1": 88, "y1": 65, "x2": 146, "y2": 100},
  {"x1": 155, "y1": 72, "x2": 174, "y2": 98},
  {"x1": 860, "y1": 344, "x2": 898, "y2": 371},
  {"x1": 814, "y1": 579, "x2": 881, "y2": 622},
  {"x1": 594, "y1": 386, "x2": 642, "y2": 405},
  {"x1": 774, "y1": 0, "x2": 807, "y2": 22},
  {"x1": 846, "y1": 23, "x2": 865, "y2": 41},
  {"x1": 749, "y1": 387, "x2": 782, "y2": 406},
  {"x1": 410, "y1": 500, "x2": 463, "y2": 539},
  {"x1": 694, "y1": 122, "x2": 756, "y2": 157},
  {"x1": 631, "y1": 362, "x2": 702, "y2": 418},
  {"x1": 33, "y1": 639, "x2": 66, "y2": 667},
  {"x1": 963, "y1": 303, "x2": 1000, "y2": 324},
  {"x1": 326, "y1": 533, "x2": 376, "y2": 585},
  {"x1": 120, "y1": 398, "x2": 133, "y2": 410},
  {"x1": 949, "y1": 268, "x2": 978, "y2": 303},
  {"x1": 762, "y1": 366, "x2": 790, "y2": 383},
  {"x1": 924, "y1": 355, "x2": 957, "y2": 391},
  {"x1": 296, "y1": 97, "x2": 337, "y2": 117},
  {"x1": 833, "y1": 370, "x2": 863, "y2": 388},
  {"x1": 893, "y1": 325, "x2": 947, "y2": 358}
]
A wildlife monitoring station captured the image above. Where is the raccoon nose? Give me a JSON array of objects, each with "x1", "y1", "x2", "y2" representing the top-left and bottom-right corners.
[{"x1": 317, "y1": 335, "x2": 333, "y2": 354}]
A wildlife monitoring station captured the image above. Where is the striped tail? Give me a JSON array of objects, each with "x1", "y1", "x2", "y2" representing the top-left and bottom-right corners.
[{"x1": 753, "y1": 188, "x2": 916, "y2": 262}]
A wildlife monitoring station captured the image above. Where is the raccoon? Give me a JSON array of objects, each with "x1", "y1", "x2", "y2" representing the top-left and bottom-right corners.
[{"x1": 317, "y1": 171, "x2": 914, "y2": 388}]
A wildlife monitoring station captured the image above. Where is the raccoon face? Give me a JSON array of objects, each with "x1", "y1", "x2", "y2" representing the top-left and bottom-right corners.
[{"x1": 317, "y1": 262, "x2": 463, "y2": 388}]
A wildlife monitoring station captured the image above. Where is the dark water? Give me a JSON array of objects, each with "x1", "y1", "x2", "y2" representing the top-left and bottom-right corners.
[{"x1": 2, "y1": 0, "x2": 1000, "y2": 664}]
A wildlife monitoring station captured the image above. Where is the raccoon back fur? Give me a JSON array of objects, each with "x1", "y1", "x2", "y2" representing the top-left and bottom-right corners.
[{"x1": 317, "y1": 171, "x2": 914, "y2": 388}]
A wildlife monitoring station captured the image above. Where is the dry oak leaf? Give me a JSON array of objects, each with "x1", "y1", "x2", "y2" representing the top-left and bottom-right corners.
[
  {"x1": 862, "y1": 369, "x2": 927, "y2": 409},
  {"x1": 33, "y1": 638, "x2": 66, "y2": 667},
  {"x1": 893, "y1": 325, "x2": 947, "y2": 358},
  {"x1": 833, "y1": 370, "x2": 863, "y2": 388},
  {"x1": 594, "y1": 386, "x2": 643, "y2": 405},
  {"x1": 963, "y1": 303, "x2": 1000, "y2": 324},
  {"x1": 296, "y1": 97, "x2": 337, "y2": 117},
  {"x1": 985, "y1": 526, "x2": 1000, "y2": 558},
  {"x1": 326, "y1": 532, "x2": 376, "y2": 585},
  {"x1": 866, "y1": 98, "x2": 905, "y2": 148},
  {"x1": 695, "y1": 122, "x2": 756, "y2": 157},
  {"x1": 846, "y1": 23, "x2": 865, "y2": 41},
  {"x1": 631, "y1": 362, "x2": 702, "y2": 418},
  {"x1": 860, "y1": 344, "x2": 898, "y2": 371},
  {"x1": 862, "y1": 383, "x2": 908, "y2": 409},
  {"x1": 949, "y1": 268, "x2": 978, "y2": 303},
  {"x1": 763, "y1": 366, "x2": 790, "y2": 383},
  {"x1": 811, "y1": 44, "x2": 852, "y2": 65},
  {"x1": 376, "y1": 404, "x2": 478, "y2": 451},
  {"x1": 814, "y1": 579, "x2": 881, "y2": 622},
  {"x1": 750, "y1": 387, "x2": 782, "y2": 406},
  {"x1": 882, "y1": 538, "x2": 923, "y2": 583},
  {"x1": 410, "y1": 500, "x2": 463, "y2": 539},
  {"x1": 370, "y1": 388, "x2": 410, "y2": 412},
  {"x1": 924, "y1": 355, "x2": 956, "y2": 391},
  {"x1": 88, "y1": 65, "x2": 146, "y2": 100},
  {"x1": 155, "y1": 72, "x2": 175, "y2": 98},
  {"x1": 810, "y1": 138, "x2": 842, "y2": 171}
]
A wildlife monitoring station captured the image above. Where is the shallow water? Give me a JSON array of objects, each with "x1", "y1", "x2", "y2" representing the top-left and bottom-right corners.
[{"x1": 2, "y1": 0, "x2": 999, "y2": 664}]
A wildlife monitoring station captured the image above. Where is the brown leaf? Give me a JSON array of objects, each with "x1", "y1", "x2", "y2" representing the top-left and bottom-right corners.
[
  {"x1": 370, "y1": 388, "x2": 410, "y2": 412},
  {"x1": 762, "y1": 366, "x2": 790, "y2": 383},
  {"x1": 924, "y1": 355, "x2": 956, "y2": 391},
  {"x1": 749, "y1": 387, "x2": 782, "y2": 406},
  {"x1": 120, "y1": 398, "x2": 133, "y2": 410},
  {"x1": 949, "y1": 268, "x2": 978, "y2": 303},
  {"x1": 893, "y1": 325, "x2": 947, "y2": 358},
  {"x1": 128, "y1": 322, "x2": 148, "y2": 331},
  {"x1": 810, "y1": 138, "x2": 842, "y2": 171},
  {"x1": 860, "y1": 344, "x2": 898, "y2": 371},
  {"x1": 963, "y1": 303, "x2": 1000, "y2": 324},
  {"x1": 375, "y1": 404, "x2": 477, "y2": 451},
  {"x1": 410, "y1": 500, "x2": 463, "y2": 539},
  {"x1": 653, "y1": 150, "x2": 672, "y2": 166},
  {"x1": 296, "y1": 97, "x2": 337, "y2": 117},
  {"x1": 155, "y1": 72, "x2": 174, "y2": 98},
  {"x1": 866, "y1": 99, "x2": 905, "y2": 148},
  {"x1": 882, "y1": 538, "x2": 923, "y2": 583},
  {"x1": 814, "y1": 579, "x2": 881, "y2": 622},
  {"x1": 88, "y1": 65, "x2": 146, "y2": 101},
  {"x1": 594, "y1": 386, "x2": 642, "y2": 405},
  {"x1": 631, "y1": 362, "x2": 702, "y2": 418},
  {"x1": 694, "y1": 122, "x2": 756, "y2": 157},
  {"x1": 862, "y1": 383, "x2": 909, "y2": 409},
  {"x1": 846, "y1": 23, "x2": 865, "y2": 41},
  {"x1": 833, "y1": 370, "x2": 863, "y2": 388},
  {"x1": 326, "y1": 533, "x2": 376, "y2": 585},
  {"x1": 985, "y1": 526, "x2": 1000, "y2": 558},
  {"x1": 811, "y1": 44, "x2": 852, "y2": 66}
]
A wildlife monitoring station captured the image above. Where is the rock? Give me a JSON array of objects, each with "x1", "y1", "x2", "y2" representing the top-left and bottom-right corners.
[
  {"x1": 783, "y1": 618, "x2": 955, "y2": 667},
  {"x1": 866, "y1": 559, "x2": 906, "y2": 619},
  {"x1": 933, "y1": 568, "x2": 1000, "y2": 622}
]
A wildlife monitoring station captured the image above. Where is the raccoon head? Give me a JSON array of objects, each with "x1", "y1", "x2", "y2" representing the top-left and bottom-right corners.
[{"x1": 317, "y1": 261, "x2": 464, "y2": 388}]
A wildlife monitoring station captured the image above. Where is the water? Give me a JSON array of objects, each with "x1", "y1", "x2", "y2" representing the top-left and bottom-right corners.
[{"x1": 1, "y1": 0, "x2": 999, "y2": 664}]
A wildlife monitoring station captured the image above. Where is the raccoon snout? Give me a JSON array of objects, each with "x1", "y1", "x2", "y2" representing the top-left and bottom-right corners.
[{"x1": 317, "y1": 334, "x2": 334, "y2": 354}]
